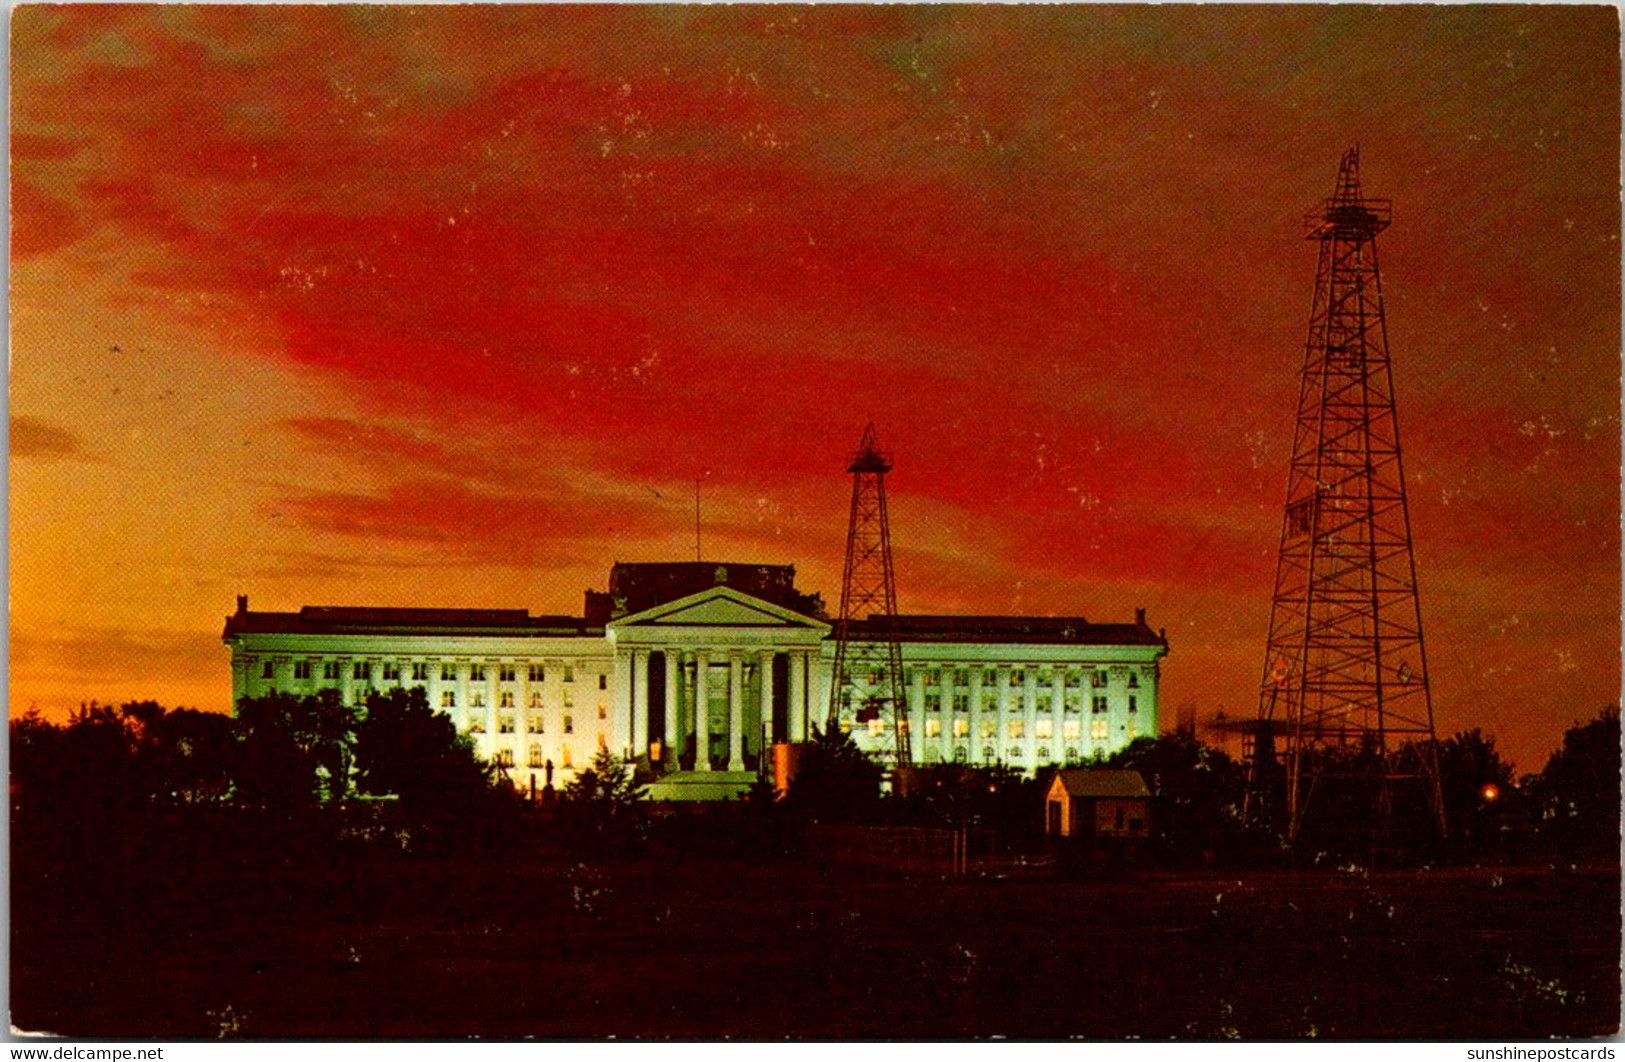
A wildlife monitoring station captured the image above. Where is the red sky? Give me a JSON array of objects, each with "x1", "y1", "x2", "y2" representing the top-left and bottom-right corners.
[{"x1": 10, "y1": 5, "x2": 1620, "y2": 773}]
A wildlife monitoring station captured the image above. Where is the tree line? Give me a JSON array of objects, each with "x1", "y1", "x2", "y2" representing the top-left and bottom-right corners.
[{"x1": 10, "y1": 687, "x2": 1617, "y2": 866}]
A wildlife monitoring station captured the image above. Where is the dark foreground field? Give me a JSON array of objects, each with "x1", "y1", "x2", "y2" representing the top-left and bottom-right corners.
[{"x1": 12, "y1": 835, "x2": 1619, "y2": 1040}]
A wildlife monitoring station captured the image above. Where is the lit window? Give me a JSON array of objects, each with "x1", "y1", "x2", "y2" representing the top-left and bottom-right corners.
[
  {"x1": 598, "y1": 674, "x2": 607, "y2": 691},
  {"x1": 597, "y1": 705, "x2": 607, "y2": 720},
  {"x1": 529, "y1": 692, "x2": 542, "y2": 708},
  {"x1": 564, "y1": 715, "x2": 574, "y2": 734},
  {"x1": 1092, "y1": 696, "x2": 1108, "y2": 714},
  {"x1": 294, "y1": 661, "x2": 312, "y2": 680},
  {"x1": 925, "y1": 719, "x2": 942, "y2": 738},
  {"x1": 1091, "y1": 720, "x2": 1109, "y2": 740},
  {"x1": 1128, "y1": 671, "x2": 1140, "y2": 689},
  {"x1": 952, "y1": 718, "x2": 969, "y2": 738},
  {"x1": 529, "y1": 743, "x2": 544, "y2": 768},
  {"x1": 1035, "y1": 719, "x2": 1053, "y2": 739},
  {"x1": 470, "y1": 665, "x2": 487, "y2": 681},
  {"x1": 353, "y1": 663, "x2": 368, "y2": 681},
  {"x1": 500, "y1": 691, "x2": 515, "y2": 709},
  {"x1": 441, "y1": 691, "x2": 456, "y2": 709},
  {"x1": 1127, "y1": 721, "x2": 1138, "y2": 739},
  {"x1": 323, "y1": 662, "x2": 340, "y2": 681},
  {"x1": 353, "y1": 687, "x2": 369, "y2": 706},
  {"x1": 382, "y1": 663, "x2": 400, "y2": 682},
  {"x1": 411, "y1": 664, "x2": 428, "y2": 682},
  {"x1": 1064, "y1": 720, "x2": 1081, "y2": 740},
  {"x1": 1010, "y1": 669, "x2": 1025, "y2": 685},
  {"x1": 597, "y1": 733, "x2": 607, "y2": 750},
  {"x1": 868, "y1": 718, "x2": 884, "y2": 736},
  {"x1": 923, "y1": 671, "x2": 939, "y2": 687},
  {"x1": 469, "y1": 715, "x2": 486, "y2": 734},
  {"x1": 495, "y1": 749, "x2": 514, "y2": 767},
  {"x1": 1092, "y1": 671, "x2": 1107, "y2": 689},
  {"x1": 498, "y1": 714, "x2": 515, "y2": 734},
  {"x1": 528, "y1": 664, "x2": 545, "y2": 682},
  {"x1": 500, "y1": 665, "x2": 516, "y2": 683},
  {"x1": 1008, "y1": 719, "x2": 1024, "y2": 740},
  {"x1": 527, "y1": 713, "x2": 544, "y2": 734},
  {"x1": 980, "y1": 719, "x2": 997, "y2": 739},
  {"x1": 562, "y1": 745, "x2": 573, "y2": 768}
]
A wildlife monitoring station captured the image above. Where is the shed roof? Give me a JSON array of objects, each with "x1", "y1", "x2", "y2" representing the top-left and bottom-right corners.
[{"x1": 1050, "y1": 768, "x2": 1152, "y2": 799}]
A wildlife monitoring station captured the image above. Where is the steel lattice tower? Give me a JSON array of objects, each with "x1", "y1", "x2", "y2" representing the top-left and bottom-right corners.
[
  {"x1": 1255, "y1": 148, "x2": 1445, "y2": 846},
  {"x1": 827, "y1": 423, "x2": 909, "y2": 766}
]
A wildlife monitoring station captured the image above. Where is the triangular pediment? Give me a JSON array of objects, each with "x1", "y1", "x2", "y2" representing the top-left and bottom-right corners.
[{"x1": 608, "y1": 586, "x2": 829, "y2": 631}]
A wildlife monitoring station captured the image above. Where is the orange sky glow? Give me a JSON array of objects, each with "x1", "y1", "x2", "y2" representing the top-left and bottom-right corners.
[{"x1": 10, "y1": 5, "x2": 1620, "y2": 773}]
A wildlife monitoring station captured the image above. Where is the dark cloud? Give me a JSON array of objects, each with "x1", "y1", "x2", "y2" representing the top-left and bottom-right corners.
[{"x1": 11, "y1": 415, "x2": 89, "y2": 460}]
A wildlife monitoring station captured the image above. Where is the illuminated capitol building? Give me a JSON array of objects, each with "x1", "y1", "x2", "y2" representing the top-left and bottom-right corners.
[{"x1": 223, "y1": 560, "x2": 1168, "y2": 798}]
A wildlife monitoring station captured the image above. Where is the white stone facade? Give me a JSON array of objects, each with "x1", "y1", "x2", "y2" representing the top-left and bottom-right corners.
[{"x1": 223, "y1": 567, "x2": 1168, "y2": 792}]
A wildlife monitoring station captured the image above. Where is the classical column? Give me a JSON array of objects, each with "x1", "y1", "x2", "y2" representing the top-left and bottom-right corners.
[
  {"x1": 694, "y1": 650, "x2": 711, "y2": 771},
  {"x1": 632, "y1": 650, "x2": 650, "y2": 757},
  {"x1": 1050, "y1": 670, "x2": 1066, "y2": 764},
  {"x1": 938, "y1": 669, "x2": 953, "y2": 762},
  {"x1": 1023, "y1": 668, "x2": 1038, "y2": 767},
  {"x1": 968, "y1": 667, "x2": 983, "y2": 765},
  {"x1": 909, "y1": 667, "x2": 926, "y2": 762},
  {"x1": 1146, "y1": 663, "x2": 1160, "y2": 734},
  {"x1": 996, "y1": 666, "x2": 1012, "y2": 761},
  {"x1": 757, "y1": 650, "x2": 776, "y2": 751},
  {"x1": 486, "y1": 662, "x2": 500, "y2": 739},
  {"x1": 663, "y1": 650, "x2": 680, "y2": 764},
  {"x1": 728, "y1": 652, "x2": 745, "y2": 771},
  {"x1": 788, "y1": 650, "x2": 807, "y2": 742},
  {"x1": 811, "y1": 652, "x2": 832, "y2": 733}
]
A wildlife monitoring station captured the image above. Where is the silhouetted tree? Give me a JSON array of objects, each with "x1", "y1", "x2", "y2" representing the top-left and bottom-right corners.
[
  {"x1": 121, "y1": 701, "x2": 236, "y2": 804},
  {"x1": 1425, "y1": 729, "x2": 1516, "y2": 851},
  {"x1": 1528, "y1": 707, "x2": 1620, "y2": 860},
  {"x1": 234, "y1": 691, "x2": 357, "y2": 805},
  {"x1": 562, "y1": 746, "x2": 646, "y2": 809},
  {"x1": 783, "y1": 724, "x2": 882, "y2": 823},
  {"x1": 354, "y1": 686, "x2": 496, "y2": 808},
  {"x1": 1106, "y1": 732, "x2": 1247, "y2": 859}
]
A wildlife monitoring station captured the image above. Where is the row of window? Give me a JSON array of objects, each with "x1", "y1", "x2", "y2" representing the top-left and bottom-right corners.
[
  {"x1": 467, "y1": 706, "x2": 607, "y2": 735},
  {"x1": 866, "y1": 718, "x2": 1133, "y2": 741},
  {"x1": 262, "y1": 660, "x2": 603, "y2": 686},
  {"x1": 491, "y1": 744, "x2": 575, "y2": 770},
  {"x1": 904, "y1": 693, "x2": 1138, "y2": 713},
  {"x1": 876, "y1": 669, "x2": 1144, "y2": 689}
]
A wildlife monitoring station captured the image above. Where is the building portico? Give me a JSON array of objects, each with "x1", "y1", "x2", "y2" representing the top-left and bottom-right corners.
[{"x1": 606, "y1": 584, "x2": 828, "y2": 784}]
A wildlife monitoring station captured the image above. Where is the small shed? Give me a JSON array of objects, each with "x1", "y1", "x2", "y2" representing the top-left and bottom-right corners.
[{"x1": 1046, "y1": 768, "x2": 1152, "y2": 839}]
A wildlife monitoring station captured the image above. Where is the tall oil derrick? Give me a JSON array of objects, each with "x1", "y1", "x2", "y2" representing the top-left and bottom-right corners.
[
  {"x1": 1253, "y1": 147, "x2": 1446, "y2": 848},
  {"x1": 827, "y1": 423, "x2": 910, "y2": 767}
]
